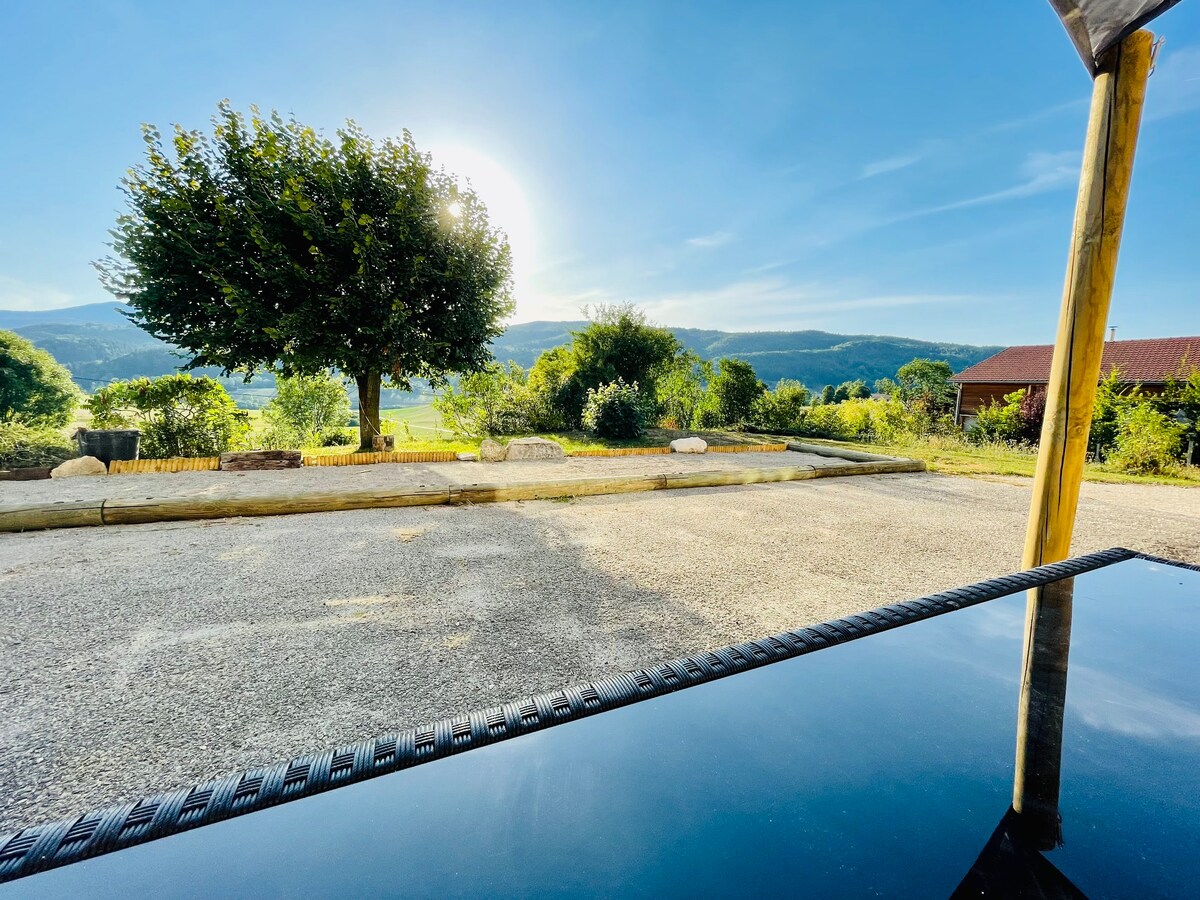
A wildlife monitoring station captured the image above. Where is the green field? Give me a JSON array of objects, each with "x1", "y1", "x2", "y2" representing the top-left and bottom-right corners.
[{"x1": 381, "y1": 404, "x2": 444, "y2": 435}]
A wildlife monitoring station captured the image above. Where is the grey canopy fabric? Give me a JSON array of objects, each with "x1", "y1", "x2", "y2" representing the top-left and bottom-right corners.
[{"x1": 1050, "y1": 0, "x2": 1181, "y2": 71}]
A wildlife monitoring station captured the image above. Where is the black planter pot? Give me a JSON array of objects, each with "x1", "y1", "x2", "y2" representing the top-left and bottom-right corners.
[{"x1": 77, "y1": 429, "x2": 141, "y2": 466}]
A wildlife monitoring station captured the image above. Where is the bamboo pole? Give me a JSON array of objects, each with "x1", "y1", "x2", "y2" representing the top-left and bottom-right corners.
[{"x1": 1014, "y1": 30, "x2": 1154, "y2": 833}]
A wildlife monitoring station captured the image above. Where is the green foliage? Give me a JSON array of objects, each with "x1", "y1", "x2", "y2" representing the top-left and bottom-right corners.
[
  {"x1": 691, "y1": 392, "x2": 725, "y2": 429},
  {"x1": 86, "y1": 374, "x2": 250, "y2": 458},
  {"x1": 260, "y1": 372, "x2": 350, "y2": 448},
  {"x1": 581, "y1": 379, "x2": 648, "y2": 439},
  {"x1": 799, "y1": 396, "x2": 919, "y2": 443},
  {"x1": 874, "y1": 377, "x2": 899, "y2": 397},
  {"x1": 833, "y1": 379, "x2": 870, "y2": 402},
  {"x1": 563, "y1": 305, "x2": 680, "y2": 426},
  {"x1": 895, "y1": 358, "x2": 956, "y2": 417},
  {"x1": 1107, "y1": 404, "x2": 1184, "y2": 475},
  {"x1": 524, "y1": 346, "x2": 576, "y2": 432},
  {"x1": 818, "y1": 384, "x2": 835, "y2": 405},
  {"x1": 969, "y1": 390, "x2": 1025, "y2": 444},
  {"x1": 705, "y1": 358, "x2": 766, "y2": 427},
  {"x1": 751, "y1": 379, "x2": 811, "y2": 432},
  {"x1": 0, "y1": 329, "x2": 81, "y2": 427},
  {"x1": 0, "y1": 423, "x2": 77, "y2": 469},
  {"x1": 96, "y1": 102, "x2": 514, "y2": 449},
  {"x1": 433, "y1": 363, "x2": 552, "y2": 436},
  {"x1": 655, "y1": 351, "x2": 711, "y2": 429},
  {"x1": 1152, "y1": 369, "x2": 1200, "y2": 451}
]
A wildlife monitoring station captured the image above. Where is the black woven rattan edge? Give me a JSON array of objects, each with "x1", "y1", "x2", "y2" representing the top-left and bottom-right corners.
[
  {"x1": 0, "y1": 546, "x2": 1145, "y2": 883},
  {"x1": 1131, "y1": 551, "x2": 1200, "y2": 573}
]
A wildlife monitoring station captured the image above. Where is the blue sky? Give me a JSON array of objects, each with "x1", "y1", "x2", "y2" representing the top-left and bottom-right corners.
[{"x1": 1, "y1": 0, "x2": 1198, "y2": 345}]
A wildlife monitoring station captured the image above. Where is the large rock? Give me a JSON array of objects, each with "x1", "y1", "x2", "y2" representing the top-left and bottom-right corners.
[
  {"x1": 50, "y1": 456, "x2": 107, "y2": 478},
  {"x1": 504, "y1": 437, "x2": 565, "y2": 461},
  {"x1": 479, "y1": 439, "x2": 506, "y2": 462},
  {"x1": 670, "y1": 437, "x2": 708, "y2": 454}
]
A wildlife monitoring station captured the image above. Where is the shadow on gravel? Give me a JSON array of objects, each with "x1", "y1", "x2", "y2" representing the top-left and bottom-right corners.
[{"x1": 0, "y1": 496, "x2": 711, "y2": 832}]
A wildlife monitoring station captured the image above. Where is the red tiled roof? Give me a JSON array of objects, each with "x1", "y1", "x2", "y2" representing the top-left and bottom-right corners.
[{"x1": 953, "y1": 337, "x2": 1200, "y2": 385}]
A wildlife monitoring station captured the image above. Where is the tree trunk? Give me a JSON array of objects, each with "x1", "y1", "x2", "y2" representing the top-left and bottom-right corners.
[{"x1": 355, "y1": 371, "x2": 382, "y2": 451}]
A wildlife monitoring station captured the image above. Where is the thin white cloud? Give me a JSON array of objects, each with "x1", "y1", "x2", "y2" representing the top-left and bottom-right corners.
[
  {"x1": 639, "y1": 278, "x2": 976, "y2": 330},
  {"x1": 907, "y1": 150, "x2": 1080, "y2": 219},
  {"x1": 686, "y1": 231, "x2": 735, "y2": 249},
  {"x1": 1146, "y1": 44, "x2": 1200, "y2": 121},
  {"x1": 860, "y1": 153, "x2": 922, "y2": 179},
  {"x1": 0, "y1": 276, "x2": 77, "y2": 311}
]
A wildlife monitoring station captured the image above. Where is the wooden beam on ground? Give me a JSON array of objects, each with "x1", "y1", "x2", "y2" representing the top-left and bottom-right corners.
[{"x1": 0, "y1": 458, "x2": 925, "y2": 533}]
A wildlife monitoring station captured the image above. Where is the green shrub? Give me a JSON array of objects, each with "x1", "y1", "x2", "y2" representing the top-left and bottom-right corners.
[
  {"x1": 691, "y1": 392, "x2": 724, "y2": 430},
  {"x1": 260, "y1": 373, "x2": 350, "y2": 448},
  {"x1": 705, "y1": 358, "x2": 765, "y2": 427},
  {"x1": 751, "y1": 379, "x2": 811, "y2": 432},
  {"x1": 320, "y1": 428, "x2": 358, "y2": 447},
  {"x1": 582, "y1": 379, "x2": 648, "y2": 439},
  {"x1": 0, "y1": 423, "x2": 77, "y2": 469},
  {"x1": 0, "y1": 330, "x2": 82, "y2": 427},
  {"x1": 433, "y1": 363, "x2": 547, "y2": 436},
  {"x1": 1108, "y1": 404, "x2": 1183, "y2": 474},
  {"x1": 86, "y1": 374, "x2": 250, "y2": 458},
  {"x1": 969, "y1": 391, "x2": 1025, "y2": 444},
  {"x1": 655, "y1": 352, "x2": 711, "y2": 430}
]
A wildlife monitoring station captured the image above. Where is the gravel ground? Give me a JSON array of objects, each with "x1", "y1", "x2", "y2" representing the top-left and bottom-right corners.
[{"x1": 1, "y1": 464, "x2": 1197, "y2": 832}]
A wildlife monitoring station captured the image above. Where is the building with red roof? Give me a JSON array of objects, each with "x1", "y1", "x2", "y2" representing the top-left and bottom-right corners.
[{"x1": 951, "y1": 336, "x2": 1200, "y2": 426}]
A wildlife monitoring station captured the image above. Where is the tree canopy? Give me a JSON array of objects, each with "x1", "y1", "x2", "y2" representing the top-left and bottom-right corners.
[
  {"x1": 96, "y1": 102, "x2": 513, "y2": 448},
  {"x1": 0, "y1": 329, "x2": 81, "y2": 427}
]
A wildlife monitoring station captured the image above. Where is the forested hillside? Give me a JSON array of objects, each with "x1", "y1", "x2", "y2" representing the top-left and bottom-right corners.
[{"x1": 1, "y1": 304, "x2": 1001, "y2": 401}]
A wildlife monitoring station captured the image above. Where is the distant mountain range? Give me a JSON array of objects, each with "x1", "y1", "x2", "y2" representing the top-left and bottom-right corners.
[{"x1": 1, "y1": 302, "x2": 1003, "y2": 404}]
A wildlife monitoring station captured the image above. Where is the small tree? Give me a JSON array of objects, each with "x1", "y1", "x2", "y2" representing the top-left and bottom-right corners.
[
  {"x1": 564, "y1": 305, "x2": 680, "y2": 426},
  {"x1": 895, "y1": 358, "x2": 956, "y2": 417},
  {"x1": 655, "y1": 351, "x2": 712, "y2": 430},
  {"x1": 833, "y1": 379, "x2": 870, "y2": 403},
  {"x1": 0, "y1": 330, "x2": 81, "y2": 427},
  {"x1": 707, "y1": 358, "x2": 766, "y2": 427},
  {"x1": 262, "y1": 373, "x2": 350, "y2": 447},
  {"x1": 752, "y1": 379, "x2": 810, "y2": 432},
  {"x1": 87, "y1": 374, "x2": 249, "y2": 458},
  {"x1": 818, "y1": 384, "x2": 836, "y2": 405},
  {"x1": 96, "y1": 102, "x2": 513, "y2": 451}
]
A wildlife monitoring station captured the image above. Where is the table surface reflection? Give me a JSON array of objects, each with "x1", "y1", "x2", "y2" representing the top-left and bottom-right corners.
[{"x1": 4, "y1": 556, "x2": 1198, "y2": 898}]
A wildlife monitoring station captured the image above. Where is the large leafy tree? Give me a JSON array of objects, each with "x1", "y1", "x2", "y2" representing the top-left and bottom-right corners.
[
  {"x1": 97, "y1": 102, "x2": 513, "y2": 449},
  {"x1": 0, "y1": 329, "x2": 81, "y2": 427}
]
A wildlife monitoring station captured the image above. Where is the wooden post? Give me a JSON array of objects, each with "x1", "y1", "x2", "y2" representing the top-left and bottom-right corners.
[
  {"x1": 1011, "y1": 577, "x2": 1074, "y2": 849},
  {"x1": 1014, "y1": 30, "x2": 1154, "y2": 836},
  {"x1": 1021, "y1": 30, "x2": 1154, "y2": 570}
]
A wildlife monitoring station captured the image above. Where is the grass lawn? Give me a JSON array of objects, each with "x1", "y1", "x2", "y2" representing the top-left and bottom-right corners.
[{"x1": 801, "y1": 435, "x2": 1200, "y2": 487}]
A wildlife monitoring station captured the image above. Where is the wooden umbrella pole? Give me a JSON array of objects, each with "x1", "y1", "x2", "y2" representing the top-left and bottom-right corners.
[{"x1": 1013, "y1": 30, "x2": 1154, "y2": 836}]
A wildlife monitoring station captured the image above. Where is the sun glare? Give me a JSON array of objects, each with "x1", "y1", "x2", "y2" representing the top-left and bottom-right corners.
[{"x1": 427, "y1": 143, "x2": 534, "y2": 299}]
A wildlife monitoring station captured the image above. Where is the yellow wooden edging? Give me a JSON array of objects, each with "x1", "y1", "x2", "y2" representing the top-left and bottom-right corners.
[
  {"x1": 302, "y1": 450, "x2": 459, "y2": 467},
  {"x1": 707, "y1": 443, "x2": 787, "y2": 453},
  {"x1": 569, "y1": 447, "x2": 671, "y2": 457},
  {"x1": 109, "y1": 457, "x2": 220, "y2": 475}
]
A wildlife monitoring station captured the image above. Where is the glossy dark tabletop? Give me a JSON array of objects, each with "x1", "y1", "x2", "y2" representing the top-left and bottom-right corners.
[{"x1": 5, "y1": 557, "x2": 1198, "y2": 898}]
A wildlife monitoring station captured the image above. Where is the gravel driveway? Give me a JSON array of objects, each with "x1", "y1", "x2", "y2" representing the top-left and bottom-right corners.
[{"x1": 1, "y1": 467, "x2": 1197, "y2": 831}]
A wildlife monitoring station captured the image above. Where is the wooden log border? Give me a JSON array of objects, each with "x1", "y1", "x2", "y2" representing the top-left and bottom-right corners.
[
  {"x1": 109, "y1": 457, "x2": 221, "y2": 475},
  {"x1": 303, "y1": 450, "x2": 459, "y2": 466},
  {"x1": 0, "y1": 459, "x2": 924, "y2": 533},
  {"x1": 706, "y1": 443, "x2": 788, "y2": 453}
]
